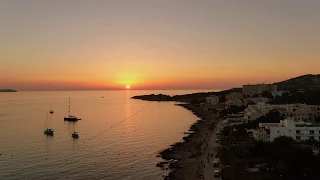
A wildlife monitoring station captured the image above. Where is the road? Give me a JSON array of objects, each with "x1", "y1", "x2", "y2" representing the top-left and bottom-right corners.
[{"x1": 201, "y1": 120, "x2": 222, "y2": 180}]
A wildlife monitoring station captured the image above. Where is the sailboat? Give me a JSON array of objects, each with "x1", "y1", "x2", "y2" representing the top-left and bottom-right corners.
[
  {"x1": 49, "y1": 104, "x2": 54, "y2": 114},
  {"x1": 64, "y1": 97, "x2": 80, "y2": 121},
  {"x1": 44, "y1": 111, "x2": 54, "y2": 135}
]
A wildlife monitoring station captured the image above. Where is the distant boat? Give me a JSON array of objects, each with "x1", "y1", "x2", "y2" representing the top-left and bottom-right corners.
[
  {"x1": 49, "y1": 104, "x2": 54, "y2": 114},
  {"x1": 64, "y1": 97, "x2": 80, "y2": 121},
  {"x1": 44, "y1": 112, "x2": 54, "y2": 135},
  {"x1": 44, "y1": 128, "x2": 54, "y2": 135},
  {"x1": 72, "y1": 132, "x2": 79, "y2": 138}
]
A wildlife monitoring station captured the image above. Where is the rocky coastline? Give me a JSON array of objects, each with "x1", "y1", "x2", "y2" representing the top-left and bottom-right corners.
[{"x1": 158, "y1": 104, "x2": 220, "y2": 180}]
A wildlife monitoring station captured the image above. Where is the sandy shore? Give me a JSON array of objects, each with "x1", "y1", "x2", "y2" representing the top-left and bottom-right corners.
[{"x1": 158, "y1": 104, "x2": 221, "y2": 180}]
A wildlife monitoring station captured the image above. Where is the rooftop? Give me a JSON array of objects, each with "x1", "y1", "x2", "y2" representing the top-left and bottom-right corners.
[{"x1": 296, "y1": 123, "x2": 320, "y2": 127}]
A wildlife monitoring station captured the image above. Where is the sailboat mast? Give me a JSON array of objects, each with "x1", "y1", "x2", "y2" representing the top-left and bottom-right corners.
[
  {"x1": 68, "y1": 97, "x2": 70, "y2": 116},
  {"x1": 45, "y1": 111, "x2": 48, "y2": 128}
]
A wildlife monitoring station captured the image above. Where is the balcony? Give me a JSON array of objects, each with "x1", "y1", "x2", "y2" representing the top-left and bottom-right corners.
[{"x1": 295, "y1": 133, "x2": 318, "y2": 136}]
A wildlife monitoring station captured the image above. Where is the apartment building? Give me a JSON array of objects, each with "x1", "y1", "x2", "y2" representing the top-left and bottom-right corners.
[
  {"x1": 253, "y1": 118, "x2": 320, "y2": 142},
  {"x1": 244, "y1": 102, "x2": 320, "y2": 122}
]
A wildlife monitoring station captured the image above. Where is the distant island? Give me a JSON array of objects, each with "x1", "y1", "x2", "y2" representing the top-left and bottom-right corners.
[{"x1": 0, "y1": 89, "x2": 17, "y2": 92}]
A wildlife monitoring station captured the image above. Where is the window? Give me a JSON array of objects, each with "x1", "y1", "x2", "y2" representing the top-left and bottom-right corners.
[
  {"x1": 296, "y1": 130, "x2": 300, "y2": 134},
  {"x1": 296, "y1": 136, "x2": 301, "y2": 140},
  {"x1": 310, "y1": 130, "x2": 314, "y2": 134},
  {"x1": 310, "y1": 136, "x2": 314, "y2": 140}
]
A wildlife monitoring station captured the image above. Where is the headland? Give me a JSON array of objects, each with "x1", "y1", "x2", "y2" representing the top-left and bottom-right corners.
[{"x1": 0, "y1": 89, "x2": 17, "y2": 92}]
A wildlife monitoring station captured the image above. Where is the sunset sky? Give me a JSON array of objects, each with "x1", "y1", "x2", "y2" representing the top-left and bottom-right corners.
[{"x1": 1, "y1": 0, "x2": 319, "y2": 91}]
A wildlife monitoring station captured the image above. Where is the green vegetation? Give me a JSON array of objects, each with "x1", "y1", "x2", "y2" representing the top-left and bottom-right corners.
[
  {"x1": 261, "y1": 91, "x2": 273, "y2": 99},
  {"x1": 190, "y1": 98, "x2": 206, "y2": 105},
  {"x1": 275, "y1": 74, "x2": 320, "y2": 91},
  {"x1": 171, "y1": 88, "x2": 241, "y2": 102},
  {"x1": 270, "y1": 90, "x2": 320, "y2": 105},
  {"x1": 219, "y1": 135, "x2": 320, "y2": 180},
  {"x1": 132, "y1": 88, "x2": 242, "y2": 102},
  {"x1": 218, "y1": 109, "x2": 320, "y2": 180},
  {"x1": 220, "y1": 105, "x2": 247, "y2": 117}
]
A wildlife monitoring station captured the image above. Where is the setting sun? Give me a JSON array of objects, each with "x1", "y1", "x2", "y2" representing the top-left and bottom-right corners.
[{"x1": 126, "y1": 85, "x2": 131, "y2": 89}]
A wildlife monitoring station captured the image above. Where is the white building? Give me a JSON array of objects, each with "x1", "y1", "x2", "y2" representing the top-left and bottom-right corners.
[
  {"x1": 244, "y1": 102, "x2": 286, "y2": 122},
  {"x1": 253, "y1": 118, "x2": 320, "y2": 142},
  {"x1": 285, "y1": 104, "x2": 320, "y2": 122},
  {"x1": 205, "y1": 95, "x2": 219, "y2": 105},
  {"x1": 244, "y1": 102, "x2": 320, "y2": 123}
]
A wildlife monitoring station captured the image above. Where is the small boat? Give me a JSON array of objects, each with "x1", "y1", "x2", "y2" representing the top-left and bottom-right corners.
[
  {"x1": 72, "y1": 132, "x2": 79, "y2": 138},
  {"x1": 64, "y1": 115, "x2": 79, "y2": 121},
  {"x1": 64, "y1": 97, "x2": 80, "y2": 121},
  {"x1": 49, "y1": 105, "x2": 54, "y2": 114},
  {"x1": 44, "y1": 112, "x2": 54, "y2": 135},
  {"x1": 44, "y1": 128, "x2": 54, "y2": 135}
]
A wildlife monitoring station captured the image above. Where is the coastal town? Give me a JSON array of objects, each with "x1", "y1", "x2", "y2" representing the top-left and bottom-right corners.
[{"x1": 132, "y1": 74, "x2": 320, "y2": 180}]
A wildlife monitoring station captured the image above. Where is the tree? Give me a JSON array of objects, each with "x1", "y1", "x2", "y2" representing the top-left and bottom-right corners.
[
  {"x1": 261, "y1": 91, "x2": 273, "y2": 99},
  {"x1": 219, "y1": 95, "x2": 226, "y2": 103},
  {"x1": 190, "y1": 99, "x2": 199, "y2": 105},
  {"x1": 258, "y1": 110, "x2": 284, "y2": 124}
]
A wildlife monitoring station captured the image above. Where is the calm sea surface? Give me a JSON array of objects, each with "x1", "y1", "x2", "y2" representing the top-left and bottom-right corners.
[{"x1": 0, "y1": 90, "x2": 213, "y2": 180}]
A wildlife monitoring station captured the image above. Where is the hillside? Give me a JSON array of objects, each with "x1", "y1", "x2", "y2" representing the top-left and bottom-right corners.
[
  {"x1": 132, "y1": 88, "x2": 242, "y2": 102},
  {"x1": 274, "y1": 74, "x2": 320, "y2": 91},
  {"x1": 0, "y1": 89, "x2": 17, "y2": 92}
]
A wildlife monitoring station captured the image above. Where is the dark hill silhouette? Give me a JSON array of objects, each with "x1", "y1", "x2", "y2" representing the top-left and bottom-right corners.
[{"x1": 274, "y1": 74, "x2": 320, "y2": 91}]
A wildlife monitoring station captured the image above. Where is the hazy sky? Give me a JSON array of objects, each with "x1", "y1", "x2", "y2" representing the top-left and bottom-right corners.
[{"x1": 1, "y1": 0, "x2": 319, "y2": 90}]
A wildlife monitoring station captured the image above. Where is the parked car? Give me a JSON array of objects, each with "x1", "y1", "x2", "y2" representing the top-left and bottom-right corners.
[
  {"x1": 213, "y1": 159, "x2": 220, "y2": 167},
  {"x1": 216, "y1": 139, "x2": 219, "y2": 143},
  {"x1": 214, "y1": 170, "x2": 221, "y2": 177}
]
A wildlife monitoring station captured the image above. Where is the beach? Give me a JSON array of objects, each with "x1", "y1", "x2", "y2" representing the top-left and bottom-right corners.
[{"x1": 159, "y1": 104, "x2": 224, "y2": 180}]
